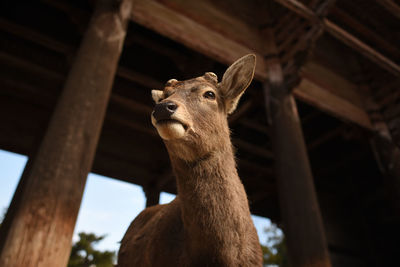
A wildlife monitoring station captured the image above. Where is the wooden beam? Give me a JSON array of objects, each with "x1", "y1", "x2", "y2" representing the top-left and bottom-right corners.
[
  {"x1": 324, "y1": 20, "x2": 400, "y2": 77},
  {"x1": 107, "y1": 114, "x2": 157, "y2": 136},
  {"x1": 232, "y1": 138, "x2": 274, "y2": 159},
  {"x1": 275, "y1": 0, "x2": 329, "y2": 47},
  {"x1": 273, "y1": 0, "x2": 317, "y2": 22},
  {"x1": 0, "y1": 17, "x2": 71, "y2": 54},
  {"x1": 129, "y1": 0, "x2": 373, "y2": 131},
  {"x1": 239, "y1": 120, "x2": 269, "y2": 135},
  {"x1": 91, "y1": 151, "x2": 154, "y2": 186},
  {"x1": 279, "y1": 0, "x2": 337, "y2": 76},
  {"x1": 375, "y1": 0, "x2": 400, "y2": 19},
  {"x1": 301, "y1": 62, "x2": 366, "y2": 108},
  {"x1": 0, "y1": 17, "x2": 165, "y2": 91},
  {"x1": 283, "y1": 0, "x2": 336, "y2": 54},
  {"x1": 275, "y1": 0, "x2": 316, "y2": 44},
  {"x1": 0, "y1": 6, "x2": 374, "y2": 131},
  {"x1": 110, "y1": 94, "x2": 153, "y2": 115},
  {"x1": 276, "y1": 12, "x2": 297, "y2": 33},
  {"x1": 6, "y1": 33, "x2": 369, "y2": 146},
  {"x1": 101, "y1": 102, "x2": 274, "y2": 161},
  {"x1": 130, "y1": 0, "x2": 268, "y2": 80},
  {"x1": 296, "y1": 61, "x2": 373, "y2": 130},
  {"x1": 0, "y1": 51, "x2": 64, "y2": 82},
  {"x1": 272, "y1": 0, "x2": 400, "y2": 76},
  {"x1": 124, "y1": 33, "x2": 188, "y2": 71},
  {"x1": 331, "y1": 7, "x2": 400, "y2": 59},
  {"x1": 294, "y1": 78, "x2": 373, "y2": 129},
  {"x1": 0, "y1": 0, "x2": 133, "y2": 266},
  {"x1": 307, "y1": 126, "x2": 344, "y2": 150},
  {"x1": 374, "y1": 80, "x2": 400, "y2": 105},
  {"x1": 238, "y1": 158, "x2": 274, "y2": 177},
  {"x1": 0, "y1": 77, "x2": 56, "y2": 107},
  {"x1": 108, "y1": 98, "x2": 276, "y2": 157},
  {"x1": 278, "y1": 20, "x2": 309, "y2": 54},
  {"x1": 154, "y1": 0, "x2": 263, "y2": 53},
  {"x1": 117, "y1": 66, "x2": 164, "y2": 89},
  {"x1": 0, "y1": 12, "x2": 374, "y2": 132}
]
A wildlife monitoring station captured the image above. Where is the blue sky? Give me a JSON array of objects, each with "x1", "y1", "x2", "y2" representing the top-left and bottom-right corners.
[{"x1": 0, "y1": 149, "x2": 273, "y2": 252}]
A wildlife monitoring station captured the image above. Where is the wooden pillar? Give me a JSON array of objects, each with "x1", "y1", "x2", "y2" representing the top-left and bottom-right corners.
[
  {"x1": 0, "y1": 131, "x2": 45, "y2": 254},
  {"x1": 144, "y1": 186, "x2": 160, "y2": 208},
  {"x1": 370, "y1": 134, "x2": 400, "y2": 214},
  {"x1": 0, "y1": 0, "x2": 133, "y2": 266},
  {"x1": 262, "y1": 28, "x2": 331, "y2": 267},
  {"x1": 366, "y1": 95, "x2": 400, "y2": 213}
]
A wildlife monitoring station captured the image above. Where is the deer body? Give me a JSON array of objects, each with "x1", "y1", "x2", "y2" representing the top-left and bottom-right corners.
[{"x1": 118, "y1": 55, "x2": 263, "y2": 267}]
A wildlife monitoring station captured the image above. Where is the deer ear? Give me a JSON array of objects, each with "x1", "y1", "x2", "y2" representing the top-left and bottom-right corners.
[
  {"x1": 151, "y1": 90, "x2": 164, "y2": 103},
  {"x1": 220, "y1": 54, "x2": 256, "y2": 114}
]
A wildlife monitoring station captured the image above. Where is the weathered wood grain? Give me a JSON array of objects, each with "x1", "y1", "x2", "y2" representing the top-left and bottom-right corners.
[
  {"x1": 0, "y1": 0, "x2": 133, "y2": 266},
  {"x1": 262, "y1": 25, "x2": 332, "y2": 267},
  {"x1": 294, "y1": 78, "x2": 373, "y2": 129}
]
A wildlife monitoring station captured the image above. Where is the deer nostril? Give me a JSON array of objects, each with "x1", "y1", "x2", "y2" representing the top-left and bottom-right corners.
[
  {"x1": 153, "y1": 101, "x2": 178, "y2": 121},
  {"x1": 166, "y1": 102, "x2": 177, "y2": 112}
]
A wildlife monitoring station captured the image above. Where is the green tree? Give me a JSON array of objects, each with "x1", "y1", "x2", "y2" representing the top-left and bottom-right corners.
[
  {"x1": 262, "y1": 223, "x2": 288, "y2": 267},
  {"x1": 68, "y1": 232, "x2": 115, "y2": 267}
]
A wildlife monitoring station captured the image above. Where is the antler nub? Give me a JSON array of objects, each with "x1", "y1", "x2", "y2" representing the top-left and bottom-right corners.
[
  {"x1": 204, "y1": 72, "x2": 218, "y2": 84},
  {"x1": 166, "y1": 79, "x2": 178, "y2": 86}
]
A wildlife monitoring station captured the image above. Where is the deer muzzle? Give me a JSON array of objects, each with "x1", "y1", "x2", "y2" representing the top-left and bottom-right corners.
[
  {"x1": 153, "y1": 101, "x2": 177, "y2": 122},
  {"x1": 151, "y1": 101, "x2": 189, "y2": 140}
]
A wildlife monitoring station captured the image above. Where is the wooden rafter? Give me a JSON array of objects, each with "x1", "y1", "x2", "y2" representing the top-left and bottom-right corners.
[
  {"x1": 110, "y1": 94, "x2": 153, "y2": 115},
  {"x1": 131, "y1": 0, "x2": 268, "y2": 78},
  {"x1": 325, "y1": 20, "x2": 400, "y2": 77},
  {"x1": 275, "y1": 0, "x2": 318, "y2": 47},
  {"x1": 273, "y1": 0, "x2": 317, "y2": 21},
  {"x1": 129, "y1": 0, "x2": 372, "y2": 130},
  {"x1": 239, "y1": 120, "x2": 269, "y2": 135},
  {"x1": 0, "y1": 17, "x2": 71, "y2": 54},
  {"x1": 232, "y1": 138, "x2": 274, "y2": 159},
  {"x1": 0, "y1": 52, "x2": 63, "y2": 82},
  {"x1": 0, "y1": 3, "x2": 373, "y2": 131},
  {"x1": 331, "y1": 7, "x2": 400, "y2": 59},
  {"x1": 117, "y1": 67, "x2": 163, "y2": 89},
  {"x1": 360, "y1": 66, "x2": 400, "y2": 146},
  {"x1": 294, "y1": 78, "x2": 372, "y2": 129},
  {"x1": 1, "y1": 49, "x2": 278, "y2": 159},
  {"x1": 279, "y1": 0, "x2": 337, "y2": 72},
  {"x1": 0, "y1": 18, "x2": 166, "y2": 90},
  {"x1": 272, "y1": 0, "x2": 400, "y2": 76},
  {"x1": 307, "y1": 125, "x2": 344, "y2": 150},
  {"x1": 375, "y1": 0, "x2": 400, "y2": 19}
]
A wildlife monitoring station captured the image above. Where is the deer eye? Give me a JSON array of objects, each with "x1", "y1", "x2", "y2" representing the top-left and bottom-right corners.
[{"x1": 203, "y1": 91, "x2": 216, "y2": 100}]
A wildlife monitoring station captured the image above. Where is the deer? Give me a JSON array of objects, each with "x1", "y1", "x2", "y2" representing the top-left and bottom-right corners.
[{"x1": 118, "y1": 54, "x2": 263, "y2": 267}]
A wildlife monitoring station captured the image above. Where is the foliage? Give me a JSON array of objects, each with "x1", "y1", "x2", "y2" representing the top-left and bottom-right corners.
[
  {"x1": 68, "y1": 232, "x2": 115, "y2": 267},
  {"x1": 262, "y1": 223, "x2": 288, "y2": 267}
]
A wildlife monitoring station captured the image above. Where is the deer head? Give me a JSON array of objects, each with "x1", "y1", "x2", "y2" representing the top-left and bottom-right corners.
[{"x1": 151, "y1": 54, "x2": 256, "y2": 161}]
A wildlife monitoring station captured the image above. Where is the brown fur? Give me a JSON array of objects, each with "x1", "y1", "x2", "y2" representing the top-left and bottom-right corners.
[{"x1": 118, "y1": 55, "x2": 263, "y2": 267}]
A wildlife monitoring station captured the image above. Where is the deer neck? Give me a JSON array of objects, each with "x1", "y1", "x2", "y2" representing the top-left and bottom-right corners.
[{"x1": 168, "y1": 141, "x2": 254, "y2": 260}]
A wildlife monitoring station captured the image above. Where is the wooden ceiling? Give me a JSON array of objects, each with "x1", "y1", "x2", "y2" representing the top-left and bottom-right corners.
[{"x1": 1, "y1": 0, "x2": 399, "y2": 265}]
